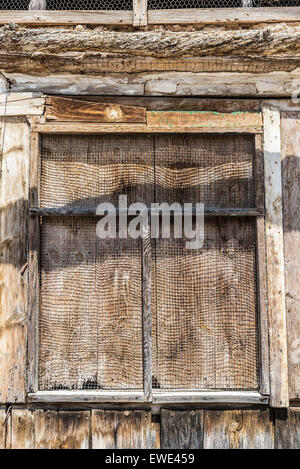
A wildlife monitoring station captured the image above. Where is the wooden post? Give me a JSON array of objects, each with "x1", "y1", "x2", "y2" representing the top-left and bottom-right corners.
[
  {"x1": 142, "y1": 214, "x2": 152, "y2": 402},
  {"x1": 133, "y1": 0, "x2": 148, "y2": 27},
  {"x1": 0, "y1": 118, "x2": 30, "y2": 403},
  {"x1": 28, "y1": 0, "x2": 47, "y2": 9},
  {"x1": 263, "y1": 106, "x2": 289, "y2": 407}
]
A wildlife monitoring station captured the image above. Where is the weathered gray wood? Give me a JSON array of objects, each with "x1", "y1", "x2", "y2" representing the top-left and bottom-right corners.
[
  {"x1": 263, "y1": 106, "x2": 289, "y2": 408},
  {"x1": 275, "y1": 408, "x2": 300, "y2": 449},
  {"x1": 161, "y1": 410, "x2": 203, "y2": 449},
  {"x1": 30, "y1": 207, "x2": 264, "y2": 217},
  {"x1": 28, "y1": 0, "x2": 47, "y2": 9},
  {"x1": 28, "y1": 391, "x2": 145, "y2": 403},
  {"x1": 0, "y1": 118, "x2": 30, "y2": 403},
  {"x1": 281, "y1": 112, "x2": 300, "y2": 401},
  {"x1": 133, "y1": 0, "x2": 147, "y2": 27},
  {"x1": 34, "y1": 410, "x2": 90, "y2": 449},
  {"x1": 142, "y1": 217, "x2": 152, "y2": 402},
  {"x1": 153, "y1": 392, "x2": 268, "y2": 404},
  {"x1": 204, "y1": 409, "x2": 274, "y2": 449},
  {"x1": 92, "y1": 410, "x2": 159, "y2": 449},
  {"x1": 27, "y1": 132, "x2": 40, "y2": 393},
  {"x1": 0, "y1": 409, "x2": 9, "y2": 449},
  {"x1": 11, "y1": 410, "x2": 34, "y2": 449}
]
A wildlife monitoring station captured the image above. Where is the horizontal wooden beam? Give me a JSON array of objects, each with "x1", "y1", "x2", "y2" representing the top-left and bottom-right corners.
[
  {"x1": 28, "y1": 391, "x2": 145, "y2": 403},
  {"x1": 0, "y1": 8, "x2": 300, "y2": 26},
  {"x1": 147, "y1": 110, "x2": 262, "y2": 128},
  {"x1": 0, "y1": 11, "x2": 133, "y2": 26},
  {"x1": 152, "y1": 392, "x2": 268, "y2": 404},
  {"x1": 30, "y1": 207, "x2": 264, "y2": 217},
  {"x1": 45, "y1": 96, "x2": 147, "y2": 123},
  {"x1": 0, "y1": 92, "x2": 45, "y2": 116},
  {"x1": 148, "y1": 7, "x2": 300, "y2": 25}
]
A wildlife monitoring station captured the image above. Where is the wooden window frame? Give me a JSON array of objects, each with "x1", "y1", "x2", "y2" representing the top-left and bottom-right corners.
[
  {"x1": 26, "y1": 109, "x2": 285, "y2": 406},
  {"x1": 1, "y1": 6, "x2": 300, "y2": 26}
]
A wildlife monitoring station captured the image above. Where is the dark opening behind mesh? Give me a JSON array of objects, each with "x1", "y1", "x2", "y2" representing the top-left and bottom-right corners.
[{"x1": 39, "y1": 133, "x2": 259, "y2": 392}]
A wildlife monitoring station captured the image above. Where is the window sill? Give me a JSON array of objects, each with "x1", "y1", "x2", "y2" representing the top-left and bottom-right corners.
[{"x1": 28, "y1": 390, "x2": 268, "y2": 404}]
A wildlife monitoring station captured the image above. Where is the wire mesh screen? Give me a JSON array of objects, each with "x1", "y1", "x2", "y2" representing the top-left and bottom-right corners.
[
  {"x1": 46, "y1": 0, "x2": 133, "y2": 10},
  {"x1": 0, "y1": 0, "x2": 30, "y2": 9},
  {"x1": 152, "y1": 217, "x2": 259, "y2": 391},
  {"x1": 147, "y1": 0, "x2": 300, "y2": 8},
  {"x1": 39, "y1": 132, "x2": 259, "y2": 393},
  {"x1": 154, "y1": 134, "x2": 255, "y2": 208},
  {"x1": 39, "y1": 216, "x2": 143, "y2": 391},
  {"x1": 40, "y1": 134, "x2": 155, "y2": 209},
  {"x1": 1, "y1": 0, "x2": 299, "y2": 9}
]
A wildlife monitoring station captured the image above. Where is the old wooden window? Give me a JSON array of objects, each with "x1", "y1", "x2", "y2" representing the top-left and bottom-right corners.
[{"x1": 27, "y1": 109, "x2": 270, "y2": 404}]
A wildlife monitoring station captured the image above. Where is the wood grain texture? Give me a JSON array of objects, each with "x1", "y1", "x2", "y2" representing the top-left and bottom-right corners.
[
  {"x1": 34, "y1": 410, "x2": 90, "y2": 449},
  {"x1": 161, "y1": 410, "x2": 203, "y2": 449},
  {"x1": 92, "y1": 410, "x2": 159, "y2": 449},
  {"x1": 0, "y1": 409, "x2": 9, "y2": 449},
  {"x1": 45, "y1": 97, "x2": 146, "y2": 123},
  {"x1": 0, "y1": 8, "x2": 299, "y2": 25},
  {"x1": 133, "y1": 0, "x2": 148, "y2": 27},
  {"x1": 10, "y1": 410, "x2": 34, "y2": 449},
  {"x1": 275, "y1": 408, "x2": 300, "y2": 449},
  {"x1": 0, "y1": 119, "x2": 30, "y2": 403},
  {"x1": 281, "y1": 112, "x2": 300, "y2": 401},
  {"x1": 1, "y1": 25, "x2": 300, "y2": 59},
  {"x1": 147, "y1": 111, "x2": 262, "y2": 128},
  {"x1": 204, "y1": 409, "x2": 274, "y2": 449},
  {"x1": 263, "y1": 106, "x2": 289, "y2": 408}
]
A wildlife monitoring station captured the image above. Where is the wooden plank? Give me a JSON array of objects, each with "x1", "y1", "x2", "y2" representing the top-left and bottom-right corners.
[
  {"x1": 281, "y1": 112, "x2": 300, "y2": 400},
  {"x1": 0, "y1": 11, "x2": 134, "y2": 25},
  {"x1": 142, "y1": 217, "x2": 152, "y2": 402},
  {"x1": 29, "y1": 0, "x2": 47, "y2": 8},
  {"x1": 0, "y1": 409, "x2": 9, "y2": 449},
  {"x1": 133, "y1": 0, "x2": 148, "y2": 27},
  {"x1": 275, "y1": 408, "x2": 300, "y2": 449},
  {"x1": 92, "y1": 410, "x2": 158, "y2": 449},
  {"x1": 27, "y1": 132, "x2": 40, "y2": 393},
  {"x1": 147, "y1": 111, "x2": 262, "y2": 129},
  {"x1": 256, "y1": 217, "x2": 270, "y2": 396},
  {"x1": 0, "y1": 93, "x2": 43, "y2": 104},
  {"x1": 153, "y1": 392, "x2": 268, "y2": 404},
  {"x1": 28, "y1": 391, "x2": 145, "y2": 403},
  {"x1": 34, "y1": 410, "x2": 90, "y2": 449},
  {"x1": 204, "y1": 409, "x2": 274, "y2": 449},
  {"x1": 31, "y1": 123, "x2": 262, "y2": 134},
  {"x1": 263, "y1": 106, "x2": 289, "y2": 408},
  {"x1": 0, "y1": 8, "x2": 299, "y2": 25},
  {"x1": 161, "y1": 410, "x2": 203, "y2": 449},
  {"x1": 73, "y1": 97, "x2": 261, "y2": 112},
  {"x1": 0, "y1": 118, "x2": 30, "y2": 403},
  {"x1": 30, "y1": 207, "x2": 264, "y2": 217},
  {"x1": 11, "y1": 410, "x2": 34, "y2": 449},
  {"x1": 148, "y1": 7, "x2": 300, "y2": 25},
  {"x1": 45, "y1": 97, "x2": 146, "y2": 123}
]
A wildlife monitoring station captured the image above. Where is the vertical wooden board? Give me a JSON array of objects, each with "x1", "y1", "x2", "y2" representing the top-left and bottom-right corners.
[
  {"x1": 275, "y1": 408, "x2": 300, "y2": 449},
  {"x1": 0, "y1": 409, "x2": 10, "y2": 449},
  {"x1": 133, "y1": 0, "x2": 148, "y2": 26},
  {"x1": 263, "y1": 107, "x2": 289, "y2": 408},
  {"x1": 34, "y1": 410, "x2": 90, "y2": 449},
  {"x1": 0, "y1": 119, "x2": 30, "y2": 403},
  {"x1": 204, "y1": 409, "x2": 274, "y2": 449},
  {"x1": 281, "y1": 112, "x2": 300, "y2": 400},
  {"x1": 160, "y1": 410, "x2": 203, "y2": 449},
  {"x1": 92, "y1": 410, "x2": 157, "y2": 449},
  {"x1": 11, "y1": 410, "x2": 34, "y2": 449}
]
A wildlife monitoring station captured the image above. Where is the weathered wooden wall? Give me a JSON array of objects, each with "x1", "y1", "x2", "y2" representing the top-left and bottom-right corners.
[{"x1": 0, "y1": 408, "x2": 298, "y2": 449}]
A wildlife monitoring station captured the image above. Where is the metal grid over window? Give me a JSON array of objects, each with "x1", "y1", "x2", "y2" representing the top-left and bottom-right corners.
[
  {"x1": 38, "y1": 133, "x2": 260, "y2": 393},
  {"x1": 148, "y1": 0, "x2": 300, "y2": 8}
]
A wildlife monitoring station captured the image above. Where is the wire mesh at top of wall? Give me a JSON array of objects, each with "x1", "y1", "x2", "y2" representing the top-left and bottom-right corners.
[
  {"x1": 46, "y1": 0, "x2": 133, "y2": 9},
  {"x1": 147, "y1": 0, "x2": 300, "y2": 8},
  {"x1": 0, "y1": 0, "x2": 29, "y2": 9}
]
